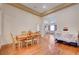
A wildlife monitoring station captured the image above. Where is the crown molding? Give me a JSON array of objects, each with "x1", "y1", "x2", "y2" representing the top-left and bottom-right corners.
[
  {"x1": 7, "y1": 3, "x2": 77, "y2": 17},
  {"x1": 41, "y1": 3, "x2": 77, "y2": 16},
  {"x1": 7, "y1": 3, "x2": 42, "y2": 17}
]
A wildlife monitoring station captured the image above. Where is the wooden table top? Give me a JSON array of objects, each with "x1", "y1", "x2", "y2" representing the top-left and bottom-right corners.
[{"x1": 16, "y1": 33, "x2": 41, "y2": 41}]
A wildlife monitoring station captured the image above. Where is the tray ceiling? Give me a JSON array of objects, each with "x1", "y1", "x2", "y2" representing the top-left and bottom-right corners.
[
  {"x1": 8, "y1": 3, "x2": 76, "y2": 17},
  {"x1": 22, "y1": 3, "x2": 61, "y2": 13}
]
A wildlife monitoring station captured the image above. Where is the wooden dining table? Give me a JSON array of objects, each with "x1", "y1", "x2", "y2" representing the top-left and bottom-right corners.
[
  {"x1": 16, "y1": 35, "x2": 27, "y2": 41},
  {"x1": 16, "y1": 32, "x2": 41, "y2": 41},
  {"x1": 15, "y1": 32, "x2": 41, "y2": 48}
]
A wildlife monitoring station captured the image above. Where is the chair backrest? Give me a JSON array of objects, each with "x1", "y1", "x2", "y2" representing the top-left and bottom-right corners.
[
  {"x1": 21, "y1": 31, "x2": 26, "y2": 35},
  {"x1": 10, "y1": 32, "x2": 16, "y2": 44}
]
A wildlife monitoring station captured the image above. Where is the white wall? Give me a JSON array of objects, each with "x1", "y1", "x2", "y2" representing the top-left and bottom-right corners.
[
  {"x1": 1, "y1": 4, "x2": 42, "y2": 45},
  {"x1": 0, "y1": 10, "x2": 1, "y2": 36},
  {"x1": 0, "y1": 4, "x2": 3, "y2": 48},
  {"x1": 43, "y1": 4, "x2": 79, "y2": 35},
  {"x1": 0, "y1": 9, "x2": 1, "y2": 48}
]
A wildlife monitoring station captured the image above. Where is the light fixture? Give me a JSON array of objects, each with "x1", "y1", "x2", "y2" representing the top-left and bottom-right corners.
[{"x1": 43, "y1": 5, "x2": 46, "y2": 8}]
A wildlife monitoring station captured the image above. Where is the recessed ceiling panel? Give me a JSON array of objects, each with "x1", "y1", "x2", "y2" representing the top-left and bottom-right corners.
[{"x1": 22, "y1": 3, "x2": 62, "y2": 13}]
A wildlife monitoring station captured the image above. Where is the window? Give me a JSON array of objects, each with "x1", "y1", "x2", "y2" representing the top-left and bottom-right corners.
[
  {"x1": 50, "y1": 24, "x2": 57, "y2": 31},
  {"x1": 50, "y1": 25, "x2": 55, "y2": 31}
]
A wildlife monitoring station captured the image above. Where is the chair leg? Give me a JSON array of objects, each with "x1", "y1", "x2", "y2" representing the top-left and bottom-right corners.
[
  {"x1": 18, "y1": 41, "x2": 22, "y2": 48},
  {"x1": 37, "y1": 40, "x2": 39, "y2": 44},
  {"x1": 12, "y1": 43, "x2": 18, "y2": 50},
  {"x1": 20, "y1": 42, "x2": 22, "y2": 48},
  {"x1": 31, "y1": 41, "x2": 33, "y2": 46},
  {"x1": 18, "y1": 43, "x2": 20, "y2": 48},
  {"x1": 32, "y1": 40, "x2": 35, "y2": 45},
  {"x1": 25, "y1": 42, "x2": 29, "y2": 48}
]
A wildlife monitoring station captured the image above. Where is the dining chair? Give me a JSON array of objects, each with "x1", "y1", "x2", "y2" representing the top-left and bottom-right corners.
[
  {"x1": 24, "y1": 31, "x2": 33, "y2": 47},
  {"x1": 33, "y1": 34, "x2": 41, "y2": 45},
  {"x1": 10, "y1": 32, "x2": 22, "y2": 48},
  {"x1": 24, "y1": 39, "x2": 33, "y2": 47},
  {"x1": 21, "y1": 31, "x2": 26, "y2": 35},
  {"x1": 25, "y1": 35, "x2": 33, "y2": 47},
  {"x1": 33, "y1": 38, "x2": 38, "y2": 44}
]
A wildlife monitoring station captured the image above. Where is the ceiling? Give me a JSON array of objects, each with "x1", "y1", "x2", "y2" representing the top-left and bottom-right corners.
[
  {"x1": 22, "y1": 3, "x2": 62, "y2": 13},
  {"x1": 8, "y1": 3, "x2": 76, "y2": 17}
]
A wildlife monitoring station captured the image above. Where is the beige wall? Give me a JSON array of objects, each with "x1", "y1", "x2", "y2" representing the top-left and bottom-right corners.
[
  {"x1": 43, "y1": 4, "x2": 79, "y2": 35},
  {"x1": 1, "y1": 4, "x2": 42, "y2": 45}
]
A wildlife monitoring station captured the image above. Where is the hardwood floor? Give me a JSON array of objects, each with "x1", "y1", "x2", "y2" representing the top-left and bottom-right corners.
[{"x1": 0, "y1": 34, "x2": 79, "y2": 55}]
